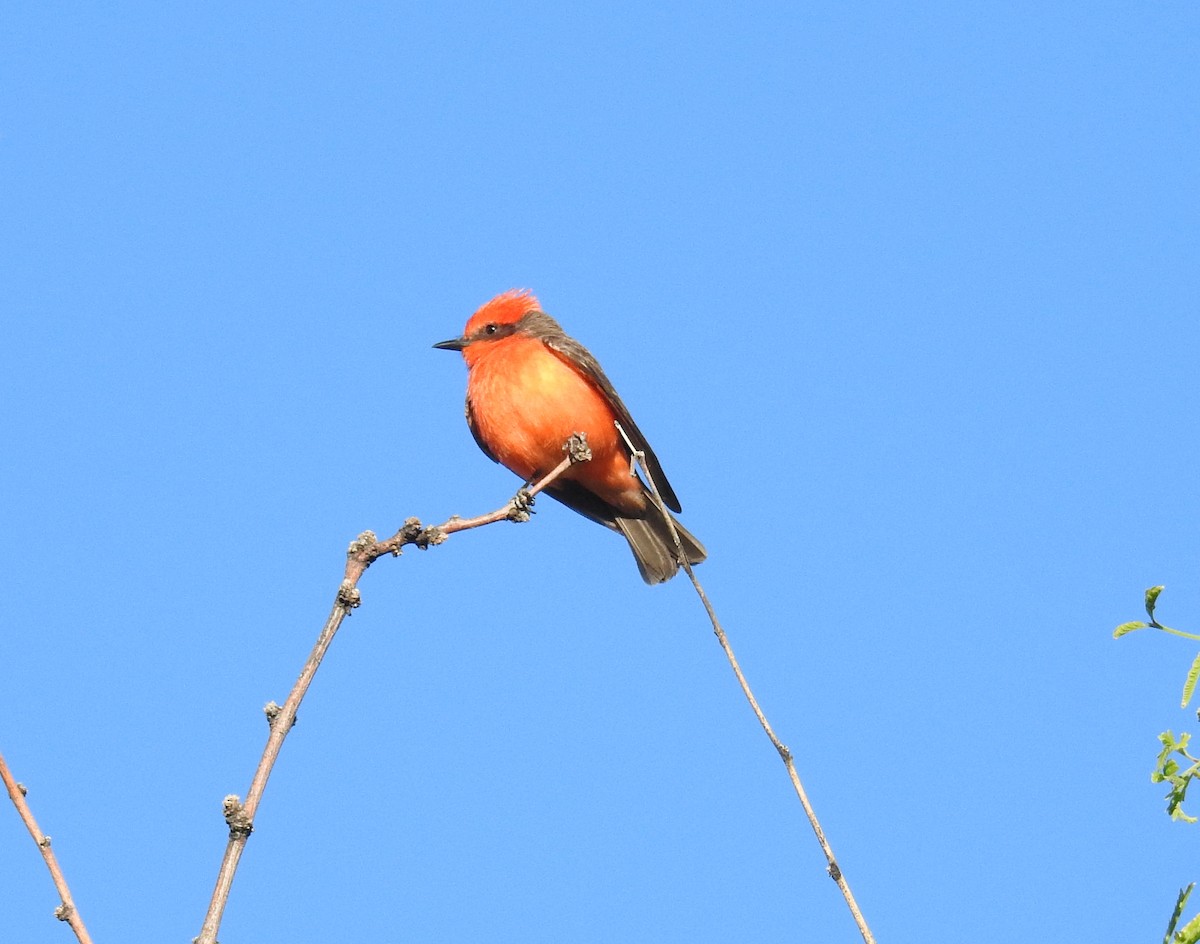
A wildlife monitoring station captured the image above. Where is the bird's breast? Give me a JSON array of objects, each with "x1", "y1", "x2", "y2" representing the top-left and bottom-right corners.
[{"x1": 466, "y1": 337, "x2": 627, "y2": 486}]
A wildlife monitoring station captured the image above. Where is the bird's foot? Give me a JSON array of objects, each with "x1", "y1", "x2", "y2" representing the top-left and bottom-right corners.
[
  {"x1": 508, "y1": 488, "x2": 536, "y2": 522},
  {"x1": 563, "y1": 432, "x2": 592, "y2": 464}
]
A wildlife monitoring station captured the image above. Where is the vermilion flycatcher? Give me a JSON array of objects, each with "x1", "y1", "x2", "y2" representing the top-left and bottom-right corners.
[{"x1": 435, "y1": 289, "x2": 706, "y2": 583}]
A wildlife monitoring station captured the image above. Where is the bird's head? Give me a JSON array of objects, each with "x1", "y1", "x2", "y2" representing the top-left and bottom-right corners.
[{"x1": 434, "y1": 289, "x2": 545, "y2": 365}]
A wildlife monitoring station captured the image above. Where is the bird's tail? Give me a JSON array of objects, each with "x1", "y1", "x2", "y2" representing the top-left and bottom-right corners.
[{"x1": 615, "y1": 508, "x2": 707, "y2": 585}]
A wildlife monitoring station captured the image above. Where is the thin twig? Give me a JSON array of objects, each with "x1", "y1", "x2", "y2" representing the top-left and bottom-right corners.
[
  {"x1": 616, "y1": 422, "x2": 876, "y2": 944},
  {"x1": 194, "y1": 434, "x2": 591, "y2": 944},
  {"x1": 0, "y1": 751, "x2": 94, "y2": 944}
]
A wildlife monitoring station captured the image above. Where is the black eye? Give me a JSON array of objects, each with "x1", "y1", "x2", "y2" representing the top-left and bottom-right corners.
[{"x1": 484, "y1": 323, "x2": 499, "y2": 335}]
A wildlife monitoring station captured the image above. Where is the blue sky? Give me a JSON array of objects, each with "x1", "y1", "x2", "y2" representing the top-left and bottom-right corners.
[{"x1": 2, "y1": 2, "x2": 1197, "y2": 941}]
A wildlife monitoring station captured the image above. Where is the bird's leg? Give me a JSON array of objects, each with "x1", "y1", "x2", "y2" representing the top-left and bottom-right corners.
[
  {"x1": 509, "y1": 436, "x2": 589, "y2": 523},
  {"x1": 614, "y1": 421, "x2": 646, "y2": 477}
]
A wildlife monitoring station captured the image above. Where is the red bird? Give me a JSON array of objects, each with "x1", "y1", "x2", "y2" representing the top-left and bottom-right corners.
[{"x1": 435, "y1": 290, "x2": 706, "y2": 583}]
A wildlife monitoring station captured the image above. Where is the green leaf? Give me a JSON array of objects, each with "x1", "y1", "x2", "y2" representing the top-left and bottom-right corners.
[
  {"x1": 1148, "y1": 585, "x2": 1166, "y2": 620},
  {"x1": 1153, "y1": 732, "x2": 1200, "y2": 821},
  {"x1": 1184, "y1": 654, "x2": 1200, "y2": 709},
  {"x1": 1164, "y1": 766, "x2": 1199, "y2": 823},
  {"x1": 1175, "y1": 907, "x2": 1200, "y2": 944},
  {"x1": 1115, "y1": 620, "x2": 1150, "y2": 638},
  {"x1": 1164, "y1": 883, "x2": 1195, "y2": 944}
]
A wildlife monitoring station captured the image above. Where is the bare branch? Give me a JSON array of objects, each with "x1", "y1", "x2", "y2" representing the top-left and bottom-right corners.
[
  {"x1": 194, "y1": 434, "x2": 591, "y2": 944},
  {"x1": 0, "y1": 751, "x2": 94, "y2": 944},
  {"x1": 616, "y1": 421, "x2": 876, "y2": 944}
]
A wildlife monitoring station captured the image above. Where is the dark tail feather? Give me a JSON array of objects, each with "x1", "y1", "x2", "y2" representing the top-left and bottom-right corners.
[{"x1": 615, "y1": 509, "x2": 707, "y2": 585}]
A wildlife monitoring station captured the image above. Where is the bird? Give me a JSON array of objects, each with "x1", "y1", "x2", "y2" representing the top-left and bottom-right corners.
[{"x1": 434, "y1": 289, "x2": 706, "y2": 583}]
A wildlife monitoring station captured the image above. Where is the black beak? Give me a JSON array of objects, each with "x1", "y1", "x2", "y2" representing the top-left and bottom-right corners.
[{"x1": 433, "y1": 336, "x2": 467, "y2": 351}]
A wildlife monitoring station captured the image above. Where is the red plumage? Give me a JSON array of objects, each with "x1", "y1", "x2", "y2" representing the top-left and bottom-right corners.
[{"x1": 436, "y1": 290, "x2": 705, "y2": 583}]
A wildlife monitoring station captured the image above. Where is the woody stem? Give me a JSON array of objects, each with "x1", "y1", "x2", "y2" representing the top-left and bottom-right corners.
[
  {"x1": 0, "y1": 751, "x2": 94, "y2": 944},
  {"x1": 195, "y1": 435, "x2": 590, "y2": 944},
  {"x1": 622, "y1": 429, "x2": 877, "y2": 944}
]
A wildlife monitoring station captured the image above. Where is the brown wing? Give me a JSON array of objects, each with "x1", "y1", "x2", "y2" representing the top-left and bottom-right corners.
[
  {"x1": 539, "y1": 328, "x2": 683, "y2": 514},
  {"x1": 465, "y1": 396, "x2": 499, "y2": 463}
]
